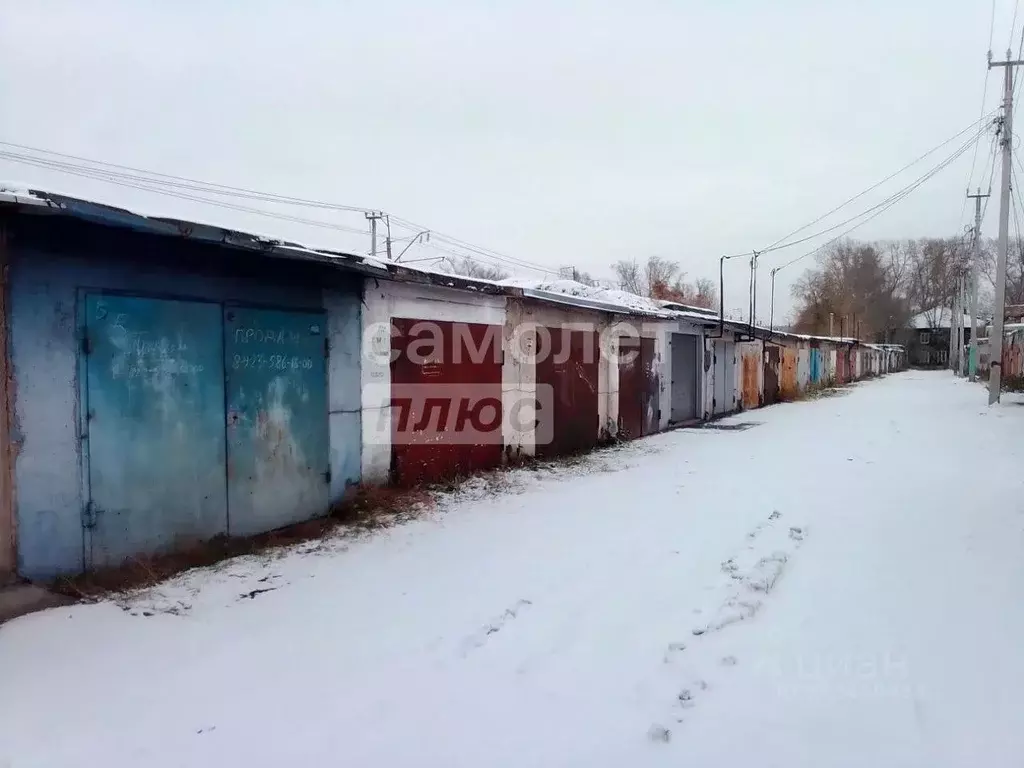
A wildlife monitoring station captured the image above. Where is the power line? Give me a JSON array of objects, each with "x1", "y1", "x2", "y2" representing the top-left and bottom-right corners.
[
  {"x1": 757, "y1": 122, "x2": 990, "y2": 267},
  {"x1": 0, "y1": 141, "x2": 373, "y2": 214},
  {"x1": 1012, "y1": 0, "x2": 1022, "y2": 54},
  {"x1": 757, "y1": 111, "x2": 998, "y2": 255},
  {"x1": 1011, "y1": 152, "x2": 1024, "y2": 225},
  {"x1": 980, "y1": 132, "x2": 1000, "y2": 224},
  {"x1": 0, "y1": 139, "x2": 564, "y2": 276},
  {"x1": 771, "y1": 124, "x2": 985, "y2": 274},
  {"x1": 962, "y1": 0, "x2": 1000, "y2": 226},
  {"x1": 387, "y1": 214, "x2": 562, "y2": 275},
  {"x1": 0, "y1": 151, "x2": 372, "y2": 237}
]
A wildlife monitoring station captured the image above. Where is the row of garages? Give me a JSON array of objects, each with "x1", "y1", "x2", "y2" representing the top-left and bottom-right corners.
[
  {"x1": 977, "y1": 325, "x2": 1024, "y2": 383},
  {"x1": 0, "y1": 188, "x2": 905, "y2": 579}
]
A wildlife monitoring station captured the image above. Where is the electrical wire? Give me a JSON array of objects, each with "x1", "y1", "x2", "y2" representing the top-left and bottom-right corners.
[
  {"x1": 0, "y1": 140, "x2": 564, "y2": 276},
  {"x1": 1011, "y1": 152, "x2": 1024, "y2": 223},
  {"x1": 0, "y1": 151, "x2": 373, "y2": 237},
  {"x1": 1009, "y1": 165, "x2": 1024, "y2": 274},
  {"x1": 962, "y1": 0, "x2": 1000, "y2": 226},
  {"x1": 0, "y1": 141, "x2": 373, "y2": 214},
  {"x1": 387, "y1": 215, "x2": 562, "y2": 275},
  {"x1": 980, "y1": 133, "x2": 1000, "y2": 224},
  {"x1": 754, "y1": 111, "x2": 999, "y2": 256},
  {"x1": 770, "y1": 125, "x2": 985, "y2": 274},
  {"x1": 758, "y1": 123, "x2": 990, "y2": 270},
  {"x1": 1012, "y1": 0, "x2": 1022, "y2": 55}
]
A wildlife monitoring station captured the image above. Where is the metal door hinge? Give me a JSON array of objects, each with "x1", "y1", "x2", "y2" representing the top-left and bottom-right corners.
[
  {"x1": 81, "y1": 335, "x2": 91, "y2": 355},
  {"x1": 81, "y1": 501, "x2": 100, "y2": 529},
  {"x1": 323, "y1": 469, "x2": 332, "y2": 484},
  {"x1": 324, "y1": 338, "x2": 330, "y2": 358}
]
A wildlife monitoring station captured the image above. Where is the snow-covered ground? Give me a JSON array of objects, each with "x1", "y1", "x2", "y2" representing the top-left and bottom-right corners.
[{"x1": 3, "y1": 371, "x2": 1024, "y2": 767}]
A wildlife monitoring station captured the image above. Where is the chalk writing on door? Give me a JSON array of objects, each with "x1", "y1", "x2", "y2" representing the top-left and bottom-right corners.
[
  {"x1": 233, "y1": 327, "x2": 304, "y2": 345},
  {"x1": 232, "y1": 354, "x2": 314, "y2": 371},
  {"x1": 103, "y1": 311, "x2": 200, "y2": 380}
]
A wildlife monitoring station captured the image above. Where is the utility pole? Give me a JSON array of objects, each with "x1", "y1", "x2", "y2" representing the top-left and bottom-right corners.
[
  {"x1": 384, "y1": 215, "x2": 393, "y2": 261},
  {"x1": 953, "y1": 266, "x2": 968, "y2": 375},
  {"x1": 949, "y1": 273, "x2": 960, "y2": 373},
  {"x1": 957, "y1": 272, "x2": 965, "y2": 375},
  {"x1": 748, "y1": 251, "x2": 760, "y2": 337},
  {"x1": 987, "y1": 51, "x2": 1023, "y2": 403},
  {"x1": 718, "y1": 253, "x2": 745, "y2": 336},
  {"x1": 829, "y1": 312, "x2": 834, "y2": 337},
  {"x1": 365, "y1": 211, "x2": 383, "y2": 259},
  {"x1": 967, "y1": 189, "x2": 989, "y2": 380}
]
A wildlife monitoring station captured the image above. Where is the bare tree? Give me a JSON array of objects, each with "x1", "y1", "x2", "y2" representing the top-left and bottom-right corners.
[
  {"x1": 645, "y1": 256, "x2": 680, "y2": 297},
  {"x1": 612, "y1": 259, "x2": 644, "y2": 294},
  {"x1": 692, "y1": 277, "x2": 718, "y2": 309},
  {"x1": 903, "y1": 238, "x2": 970, "y2": 323},
  {"x1": 611, "y1": 256, "x2": 716, "y2": 306},
  {"x1": 558, "y1": 265, "x2": 600, "y2": 286},
  {"x1": 438, "y1": 255, "x2": 509, "y2": 281},
  {"x1": 791, "y1": 240, "x2": 912, "y2": 340}
]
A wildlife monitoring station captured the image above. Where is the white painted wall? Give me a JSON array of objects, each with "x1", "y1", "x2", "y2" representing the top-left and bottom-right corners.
[{"x1": 360, "y1": 279, "x2": 507, "y2": 484}]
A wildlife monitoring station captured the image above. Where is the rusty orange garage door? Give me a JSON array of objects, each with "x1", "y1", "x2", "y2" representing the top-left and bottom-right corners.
[{"x1": 535, "y1": 327, "x2": 600, "y2": 457}]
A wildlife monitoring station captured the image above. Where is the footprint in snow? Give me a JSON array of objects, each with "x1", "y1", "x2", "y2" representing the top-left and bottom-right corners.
[
  {"x1": 460, "y1": 599, "x2": 534, "y2": 655},
  {"x1": 647, "y1": 724, "x2": 672, "y2": 743}
]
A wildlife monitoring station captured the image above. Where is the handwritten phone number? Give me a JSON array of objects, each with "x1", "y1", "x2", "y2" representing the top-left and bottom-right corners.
[{"x1": 232, "y1": 354, "x2": 314, "y2": 371}]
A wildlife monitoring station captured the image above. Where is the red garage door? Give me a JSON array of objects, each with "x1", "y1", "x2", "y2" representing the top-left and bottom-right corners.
[
  {"x1": 390, "y1": 318, "x2": 503, "y2": 485},
  {"x1": 535, "y1": 327, "x2": 600, "y2": 458},
  {"x1": 618, "y1": 336, "x2": 659, "y2": 439}
]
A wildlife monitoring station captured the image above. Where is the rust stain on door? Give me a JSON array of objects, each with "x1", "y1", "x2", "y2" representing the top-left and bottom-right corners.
[
  {"x1": 741, "y1": 348, "x2": 760, "y2": 409},
  {"x1": 763, "y1": 346, "x2": 780, "y2": 405},
  {"x1": 618, "y1": 336, "x2": 658, "y2": 439},
  {"x1": 535, "y1": 327, "x2": 600, "y2": 458},
  {"x1": 780, "y1": 347, "x2": 799, "y2": 399}
]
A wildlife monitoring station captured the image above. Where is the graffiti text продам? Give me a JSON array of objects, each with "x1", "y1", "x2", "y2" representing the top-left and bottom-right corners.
[{"x1": 233, "y1": 327, "x2": 303, "y2": 346}]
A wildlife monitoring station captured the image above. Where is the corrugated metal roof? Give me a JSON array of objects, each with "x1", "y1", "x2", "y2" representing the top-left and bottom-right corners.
[
  {"x1": 0, "y1": 185, "x2": 507, "y2": 295},
  {"x1": 0, "y1": 185, "x2": 919, "y2": 344}
]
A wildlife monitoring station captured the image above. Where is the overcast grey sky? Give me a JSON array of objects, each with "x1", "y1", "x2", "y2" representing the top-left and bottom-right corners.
[{"x1": 0, "y1": 1, "x2": 1012, "y2": 319}]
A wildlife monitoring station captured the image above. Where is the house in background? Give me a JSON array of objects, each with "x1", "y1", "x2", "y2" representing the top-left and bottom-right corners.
[{"x1": 902, "y1": 308, "x2": 973, "y2": 367}]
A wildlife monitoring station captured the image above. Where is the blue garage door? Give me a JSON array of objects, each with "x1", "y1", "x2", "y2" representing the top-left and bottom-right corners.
[
  {"x1": 224, "y1": 307, "x2": 330, "y2": 536},
  {"x1": 84, "y1": 294, "x2": 227, "y2": 568}
]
